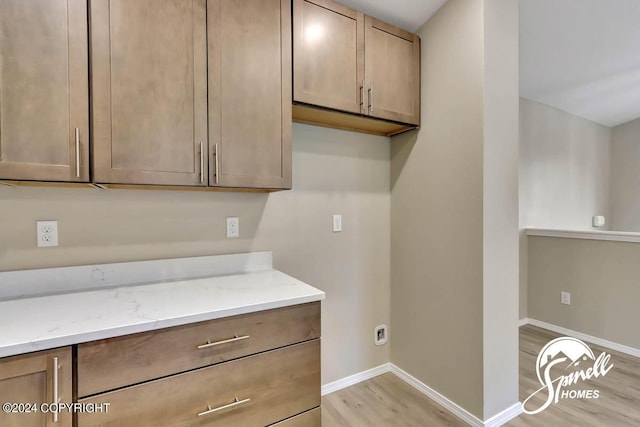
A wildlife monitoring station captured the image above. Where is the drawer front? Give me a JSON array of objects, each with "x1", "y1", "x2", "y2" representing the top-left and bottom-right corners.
[
  {"x1": 271, "y1": 407, "x2": 321, "y2": 426},
  {"x1": 77, "y1": 302, "x2": 320, "y2": 397},
  {"x1": 78, "y1": 340, "x2": 320, "y2": 427}
]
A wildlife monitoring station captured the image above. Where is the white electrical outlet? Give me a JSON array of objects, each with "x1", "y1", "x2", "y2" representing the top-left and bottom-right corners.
[
  {"x1": 36, "y1": 220, "x2": 59, "y2": 247},
  {"x1": 332, "y1": 214, "x2": 342, "y2": 232},
  {"x1": 561, "y1": 291, "x2": 571, "y2": 305},
  {"x1": 226, "y1": 217, "x2": 239, "y2": 238},
  {"x1": 374, "y1": 324, "x2": 388, "y2": 346}
]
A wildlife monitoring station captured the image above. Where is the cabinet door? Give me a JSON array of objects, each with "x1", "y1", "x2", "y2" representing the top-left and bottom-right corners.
[
  {"x1": 0, "y1": 0, "x2": 89, "y2": 182},
  {"x1": 0, "y1": 348, "x2": 72, "y2": 427},
  {"x1": 208, "y1": 0, "x2": 292, "y2": 189},
  {"x1": 293, "y1": 0, "x2": 364, "y2": 114},
  {"x1": 364, "y1": 16, "x2": 420, "y2": 125},
  {"x1": 91, "y1": 0, "x2": 208, "y2": 186}
]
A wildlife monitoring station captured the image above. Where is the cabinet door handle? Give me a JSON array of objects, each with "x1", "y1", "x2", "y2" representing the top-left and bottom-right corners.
[
  {"x1": 199, "y1": 142, "x2": 204, "y2": 184},
  {"x1": 214, "y1": 143, "x2": 219, "y2": 184},
  {"x1": 52, "y1": 356, "x2": 59, "y2": 423},
  {"x1": 75, "y1": 128, "x2": 80, "y2": 178},
  {"x1": 197, "y1": 334, "x2": 249, "y2": 350},
  {"x1": 197, "y1": 397, "x2": 251, "y2": 417},
  {"x1": 360, "y1": 81, "x2": 365, "y2": 113},
  {"x1": 368, "y1": 83, "x2": 373, "y2": 113}
]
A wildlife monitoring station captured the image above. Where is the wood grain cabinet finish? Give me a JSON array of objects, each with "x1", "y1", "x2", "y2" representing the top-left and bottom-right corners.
[
  {"x1": 208, "y1": 0, "x2": 292, "y2": 189},
  {"x1": 77, "y1": 302, "x2": 320, "y2": 397},
  {"x1": 293, "y1": 0, "x2": 364, "y2": 115},
  {"x1": 272, "y1": 407, "x2": 321, "y2": 426},
  {"x1": 364, "y1": 16, "x2": 420, "y2": 125},
  {"x1": 0, "y1": 347, "x2": 72, "y2": 427},
  {"x1": 292, "y1": 0, "x2": 420, "y2": 134},
  {"x1": 0, "y1": 0, "x2": 89, "y2": 182},
  {"x1": 77, "y1": 340, "x2": 320, "y2": 427},
  {"x1": 90, "y1": 0, "x2": 208, "y2": 186}
]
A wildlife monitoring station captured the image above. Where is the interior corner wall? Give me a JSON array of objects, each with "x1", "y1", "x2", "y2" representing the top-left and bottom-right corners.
[
  {"x1": 519, "y1": 97, "x2": 611, "y2": 320},
  {"x1": 482, "y1": 0, "x2": 519, "y2": 419},
  {"x1": 390, "y1": 0, "x2": 485, "y2": 418},
  {"x1": 610, "y1": 117, "x2": 640, "y2": 231},
  {"x1": 519, "y1": 97, "x2": 611, "y2": 230}
]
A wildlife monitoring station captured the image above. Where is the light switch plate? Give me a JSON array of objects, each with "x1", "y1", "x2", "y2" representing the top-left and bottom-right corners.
[{"x1": 332, "y1": 215, "x2": 342, "y2": 232}]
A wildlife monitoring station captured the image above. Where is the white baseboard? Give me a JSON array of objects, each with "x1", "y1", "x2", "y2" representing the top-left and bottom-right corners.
[
  {"x1": 390, "y1": 364, "x2": 484, "y2": 426},
  {"x1": 518, "y1": 317, "x2": 530, "y2": 327},
  {"x1": 321, "y1": 363, "x2": 391, "y2": 396},
  {"x1": 483, "y1": 403, "x2": 523, "y2": 427},
  {"x1": 322, "y1": 363, "x2": 523, "y2": 426},
  {"x1": 522, "y1": 318, "x2": 640, "y2": 359},
  {"x1": 390, "y1": 364, "x2": 521, "y2": 427}
]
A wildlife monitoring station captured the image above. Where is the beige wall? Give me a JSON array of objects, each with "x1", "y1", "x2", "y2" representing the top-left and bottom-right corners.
[
  {"x1": 519, "y1": 97, "x2": 611, "y2": 230},
  {"x1": 482, "y1": 0, "x2": 519, "y2": 418},
  {"x1": 0, "y1": 123, "x2": 391, "y2": 386},
  {"x1": 528, "y1": 236, "x2": 640, "y2": 349},
  {"x1": 391, "y1": 0, "x2": 518, "y2": 420},
  {"x1": 392, "y1": 0, "x2": 483, "y2": 419},
  {"x1": 610, "y1": 117, "x2": 640, "y2": 231},
  {"x1": 519, "y1": 97, "x2": 612, "y2": 319}
]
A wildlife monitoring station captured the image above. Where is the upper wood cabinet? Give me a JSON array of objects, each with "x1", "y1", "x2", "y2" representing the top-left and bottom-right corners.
[
  {"x1": 208, "y1": 0, "x2": 292, "y2": 189},
  {"x1": 0, "y1": 0, "x2": 89, "y2": 182},
  {"x1": 0, "y1": 347, "x2": 72, "y2": 427},
  {"x1": 292, "y1": 0, "x2": 420, "y2": 135},
  {"x1": 364, "y1": 16, "x2": 420, "y2": 125},
  {"x1": 293, "y1": 0, "x2": 364, "y2": 115},
  {"x1": 90, "y1": 0, "x2": 208, "y2": 186}
]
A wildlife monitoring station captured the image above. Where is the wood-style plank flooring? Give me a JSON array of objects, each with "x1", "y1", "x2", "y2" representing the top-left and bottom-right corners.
[{"x1": 322, "y1": 325, "x2": 640, "y2": 426}]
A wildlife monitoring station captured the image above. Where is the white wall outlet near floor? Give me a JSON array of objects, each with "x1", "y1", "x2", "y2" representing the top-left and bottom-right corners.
[
  {"x1": 561, "y1": 291, "x2": 571, "y2": 305},
  {"x1": 374, "y1": 324, "x2": 388, "y2": 346},
  {"x1": 332, "y1": 214, "x2": 342, "y2": 232},
  {"x1": 226, "y1": 217, "x2": 239, "y2": 238},
  {"x1": 36, "y1": 220, "x2": 58, "y2": 247}
]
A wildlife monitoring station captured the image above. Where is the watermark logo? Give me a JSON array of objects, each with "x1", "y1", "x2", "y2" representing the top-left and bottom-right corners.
[{"x1": 522, "y1": 337, "x2": 614, "y2": 415}]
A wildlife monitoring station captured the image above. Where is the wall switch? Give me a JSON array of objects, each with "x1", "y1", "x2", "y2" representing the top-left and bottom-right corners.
[
  {"x1": 226, "y1": 217, "x2": 239, "y2": 238},
  {"x1": 561, "y1": 291, "x2": 571, "y2": 305},
  {"x1": 374, "y1": 324, "x2": 388, "y2": 346},
  {"x1": 332, "y1": 214, "x2": 342, "y2": 232},
  {"x1": 36, "y1": 220, "x2": 58, "y2": 247}
]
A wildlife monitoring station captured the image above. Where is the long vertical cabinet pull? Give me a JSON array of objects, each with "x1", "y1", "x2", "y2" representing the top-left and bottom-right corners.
[
  {"x1": 214, "y1": 143, "x2": 219, "y2": 184},
  {"x1": 199, "y1": 142, "x2": 205, "y2": 184},
  {"x1": 360, "y1": 82, "x2": 365, "y2": 113},
  {"x1": 75, "y1": 128, "x2": 81, "y2": 178},
  {"x1": 52, "y1": 356, "x2": 59, "y2": 423},
  {"x1": 368, "y1": 83, "x2": 373, "y2": 113}
]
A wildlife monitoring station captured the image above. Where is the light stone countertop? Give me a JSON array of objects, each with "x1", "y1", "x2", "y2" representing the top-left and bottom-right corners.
[{"x1": 0, "y1": 253, "x2": 325, "y2": 358}]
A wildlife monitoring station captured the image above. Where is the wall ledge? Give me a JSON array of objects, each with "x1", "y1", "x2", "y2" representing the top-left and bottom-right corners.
[{"x1": 526, "y1": 228, "x2": 640, "y2": 243}]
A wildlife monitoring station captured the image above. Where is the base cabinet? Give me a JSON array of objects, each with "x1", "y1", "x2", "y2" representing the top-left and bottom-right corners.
[
  {"x1": 78, "y1": 341, "x2": 320, "y2": 427},
  {"x1": 77, "y1": 302, "x2": 321, "y2": 427},
  {"x1": 0, "y1": 348, "x2": 72, "y2": 427}
]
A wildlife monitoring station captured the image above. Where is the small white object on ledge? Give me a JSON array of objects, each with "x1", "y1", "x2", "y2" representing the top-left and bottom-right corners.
[{"x1": 592, "y1": 215, "x2": 606, "y2": 228}]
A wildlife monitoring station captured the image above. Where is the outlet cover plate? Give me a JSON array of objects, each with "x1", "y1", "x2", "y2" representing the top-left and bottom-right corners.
[
  {"x1": 226, "y1": 217, "x2": 239, "y2": 238},
  {"x1": 561, "y1": 291, "x2": 571, "y2": 305},
  {"x1": 36, "y1": 220, "x2": 59, "y2": 247}
]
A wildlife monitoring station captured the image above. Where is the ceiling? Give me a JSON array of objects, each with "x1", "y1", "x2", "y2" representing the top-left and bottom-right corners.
[
  {"x1": 520, "y1": 0, "x2": 640, "y2": 127},
  {"x1": 338, "y1": 0, "x2": 640, "y2": 128},
  {"x1": 337, "y1": 0, "x2": 446, "y2": 32}
]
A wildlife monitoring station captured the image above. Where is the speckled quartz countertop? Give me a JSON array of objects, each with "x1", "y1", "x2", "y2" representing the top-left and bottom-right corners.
[{"x1": 0, "y1": 252, "x2": 325, "y2": 358}]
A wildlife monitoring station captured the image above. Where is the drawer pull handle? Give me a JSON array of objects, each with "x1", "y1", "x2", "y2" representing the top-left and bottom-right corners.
[
  {"x1": 197, "y1": 397, "x2": 251, "y2": 417},
  {"x1": 197, "y1": 334, "x2": 250, "y2": 350}
]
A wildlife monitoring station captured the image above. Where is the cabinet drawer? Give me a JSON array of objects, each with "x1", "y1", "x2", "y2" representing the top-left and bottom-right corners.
[
  {"x1": 78, "y1": 340, "x2": 320, "y2": 427},
  {"x1": 271, "y1": 407, "x2": 321, "y2": 426},
  {"x1": 77, "y1": 302, "x2": 320, "y2": 397}
]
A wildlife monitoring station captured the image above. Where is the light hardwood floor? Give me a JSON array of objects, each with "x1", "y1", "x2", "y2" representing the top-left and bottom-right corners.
[{"x1": 322, "y1": 325, "x2": 640, "y2": 426}]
